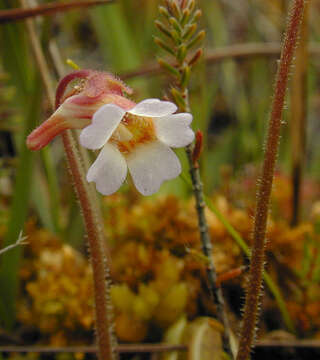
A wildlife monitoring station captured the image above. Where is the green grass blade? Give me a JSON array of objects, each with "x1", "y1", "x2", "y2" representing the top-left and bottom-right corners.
[
  {"x1": 40, "y1": 148, "x2": 61, "y2": 233},
  {"x1": 1, "y1": 1, "x2": 59, "y2": 234},
  {"x1": 89, "y1": 3, "x2": 147, "y2": 93},
  {"x1": 31, "y1": 163, "x2": 56, "y2": 233},
  {"x1": 0, "y1": 79, "x2": 42, "y2": 329}
]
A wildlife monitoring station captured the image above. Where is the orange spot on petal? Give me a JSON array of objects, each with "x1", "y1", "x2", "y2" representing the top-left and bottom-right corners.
[{"x1": 112, "y1": 114, "x2": 156, "y2": 155}]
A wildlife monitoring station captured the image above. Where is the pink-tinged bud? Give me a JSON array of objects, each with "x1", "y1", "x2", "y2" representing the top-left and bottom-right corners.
[
  {"x1": 55, "y1": 70, "x2": 133, "y2": 108},
  {"x1": 27, "y1": 70, "x2": 135, "y2": 151}
]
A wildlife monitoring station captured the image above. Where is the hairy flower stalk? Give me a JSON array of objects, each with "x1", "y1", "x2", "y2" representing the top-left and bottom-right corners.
[
  {"x1": 155, "y1": 1, "x2": 233, "y2": 357},
  {"x1": 61, "y1": 130, "x2": 117, "y2": 360},
  {"x1": 29, "y1": 71, "x2": 124, "y2": 360},
  {"x1": 55, "y1": 74, "x2": 120, "y2": 360},
  {"x1": 236, "y1": 1, "x2": 305, "y2": 360},
  {"x1": 22, "y1": 4, "x2": 119, "y2": 356},
  {"x1": 290, "y1": 2, "x2": 310, "y2": 226}
]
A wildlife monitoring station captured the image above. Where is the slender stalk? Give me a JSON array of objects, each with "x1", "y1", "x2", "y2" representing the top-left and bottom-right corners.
[
  {"x1": 20, "y1": 1, "x2": 117, "y2": 359},
  {"x1": 290, "y1": 2, "x2": 310, "y2": 226},
  {"x1": 183, "y1": 114, "x2": 233, "y2": 358},
  {"x1": 18, "y1": 7, "x2": 62, "y2": 233},
  {"x1": 154, "y1": 1, "x2": 233, "y2": 356},
  {"x1": 0, "y1": 232, "x2": 27, "y2": 256},
  {"x1": 185, "y1": 152, "x2": 233, "y2": 335},
  {"x1": 3, "y1": 339, "x2": 320, "y2": 354},
  {"x1": 61, "y1": 131, "x2": 117, "y2": 360},
  {"x1": 0, "y1": 344, "x2": 187, "y2": 354},
  {"x1": 180, "y1": 171, "x2": 296, "y2": 333},
  {"x1": 236, "y1": 1, "x2": 305, "y2": 360}
]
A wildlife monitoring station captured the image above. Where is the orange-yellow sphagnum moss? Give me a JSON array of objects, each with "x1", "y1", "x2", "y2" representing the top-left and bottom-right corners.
[
  {"x1": 18, "y1": 224, "x2": 94, "y2": 345},
  {"x1": 15, "y1": 187, "x2": 320, "y2": 344}
]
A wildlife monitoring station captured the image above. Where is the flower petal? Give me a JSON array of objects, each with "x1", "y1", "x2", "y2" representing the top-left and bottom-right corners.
[
  {"x1": 126, "y1": 141, "x2": 181, "y2": 196},
  {"x1": 153, "y1": 113, "x2": 194, "y2": 148},
  {"x1": 87, "y1": 143, "x2": 127, "y2": 195},
  {"x1": 26, "y1": 98, "x2": 94, "y2": 151},
  {"x1": 80, "y1": 104, "x2": 125, "y2": 150},
  {"x1": 128, "y1": 99, "x2": 177, "y2": 117}
]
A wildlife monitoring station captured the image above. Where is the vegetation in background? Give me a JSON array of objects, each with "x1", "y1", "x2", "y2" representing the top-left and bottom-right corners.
[{"x1": 0, "y1": 0, "x2": 320, "y2": 359}]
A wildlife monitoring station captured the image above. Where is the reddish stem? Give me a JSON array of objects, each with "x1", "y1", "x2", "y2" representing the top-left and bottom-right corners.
[
  {"x1": 236, "y1": 1, "x2": 305, "y2": 359},
  {"x1": 21, "y1": 0, "x2": 117, "y2": 356},
  {"x1": 56, "y1": 72, "x2": 117, "y2": 360},
  {"x1": 62, "y1": 131, "x2": 117, "y2": 360},
  {"x1": 191, "y1": 130, "x2": 203, "y2": 166}
]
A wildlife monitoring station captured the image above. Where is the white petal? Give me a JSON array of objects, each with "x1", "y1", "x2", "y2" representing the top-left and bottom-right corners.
[
  {"x1": 80, "y1": 104, "x2": 125, "y2": 150},
  {"x1": 87, "y1": 143, "x2": 127, "y2": 195},
  {"x1": 128, "y1": 99, "x2": 177, "y2": 117},
  {"x1": 154, "y1": 113, "x2": 194, "y2": 148},
  {"x1": 126, "y1": 141, "x2": 181, "y2": 196}
]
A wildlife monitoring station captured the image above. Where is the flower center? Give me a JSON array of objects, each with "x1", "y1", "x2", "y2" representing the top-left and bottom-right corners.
[{"x1": 110, "y1": 113, "x2": 156, "y2": 154}]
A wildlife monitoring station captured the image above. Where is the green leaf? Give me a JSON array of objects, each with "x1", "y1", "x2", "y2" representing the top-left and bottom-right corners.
[
  {"x1": 89, "y1": 3, "x2": 148, "y2": 94},
  {"x1": 0, "y1": 78, "x2": 42, "y2": 329}
]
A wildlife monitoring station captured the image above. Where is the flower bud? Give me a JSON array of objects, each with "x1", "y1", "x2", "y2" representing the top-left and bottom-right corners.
[{"x1": 27, "y1": 70, "x2": 134, "y2": 151}]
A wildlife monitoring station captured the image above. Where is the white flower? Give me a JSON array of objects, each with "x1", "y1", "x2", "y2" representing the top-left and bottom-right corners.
[{"x1": 79, "y1": 98, "x2": 194, "y2": 196}]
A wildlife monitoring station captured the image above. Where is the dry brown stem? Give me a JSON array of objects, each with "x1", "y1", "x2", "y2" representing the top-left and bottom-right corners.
[
  {"x1": 0, "y1": 0, "x2": 113, "y2": 23},
  {"x1": 121, "y1": 42, "x2": 320, "y2": 80}
]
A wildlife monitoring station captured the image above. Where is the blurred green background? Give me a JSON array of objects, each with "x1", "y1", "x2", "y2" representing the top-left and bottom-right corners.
[{"x1": 0, "y1": 0, "x2": 320, "y2": 352}]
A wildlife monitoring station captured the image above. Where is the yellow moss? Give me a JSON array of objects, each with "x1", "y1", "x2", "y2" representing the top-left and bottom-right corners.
[
  {"x1": 115, "y1": 313, "x2": 148, "y2": 342},
  {"x1": 153, "y1": 283, "x2": 188, "y2": 328},
  {"x1": 111, "y1": 284, "x2": 135, "y2": 313},
  {"x1": 17, "y1": 186, "x2": 320, "y2": 343}
]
